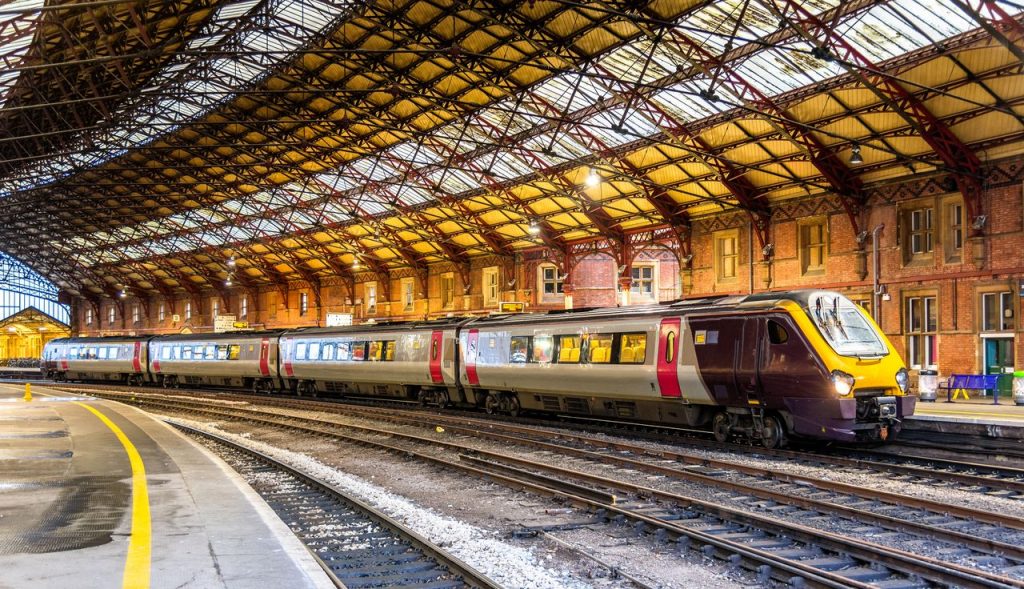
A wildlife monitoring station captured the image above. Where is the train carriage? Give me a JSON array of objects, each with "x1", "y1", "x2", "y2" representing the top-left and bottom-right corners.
[
  {"x1": 43, "y1": 336, "x2": 150, "y2": 385},
  {"x1": 149, "y1": 331, "x2": 281, "y2": 392},
  {"x1": 460, "y1": 290, "x2": 915, "y2": 446},
  {"x1": 279, "y1": 319, "x2": 466, "y2": 404}
]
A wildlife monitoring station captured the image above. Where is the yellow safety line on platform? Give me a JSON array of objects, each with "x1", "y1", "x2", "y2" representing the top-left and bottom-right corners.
[
  {"x1": 917, "y1": 409, "x2": 1024, "y2": 419},
  {"x1": 74, "y1": 402, "x2": 151, "y2": 589}
]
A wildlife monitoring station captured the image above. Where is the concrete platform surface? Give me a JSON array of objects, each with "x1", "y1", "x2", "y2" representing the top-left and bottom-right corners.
[
  {"x1": 0, "y1": 383, "x2": 335, "y2": 589},
  {"x1": 906, "y1": 395, "x2": 1024, "y2": 439}
]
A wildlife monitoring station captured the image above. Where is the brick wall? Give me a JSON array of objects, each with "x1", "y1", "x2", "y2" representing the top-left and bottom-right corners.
[{"x1": 76, "y1": 168, "x2": 1024, "y2": 378}]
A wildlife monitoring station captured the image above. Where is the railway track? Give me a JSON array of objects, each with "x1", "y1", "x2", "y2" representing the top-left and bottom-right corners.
[
  {"x1": 87, "y1": 388, "x2": 1024, "y2": 588},
  {"x1": 52, "y1": 381, "x2": 1024, "y2": 499},
  {"x1": 176, "y1": 422, "x2": 499, "y2": 589}
]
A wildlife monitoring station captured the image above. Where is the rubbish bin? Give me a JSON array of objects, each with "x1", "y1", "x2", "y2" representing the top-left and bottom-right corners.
[
  {"x1": 918, "y1": 369, "x2": 938, "y2": 402},
  {"x1": 1013, "y1": 371, "x2": 1024, "y2": 406}
]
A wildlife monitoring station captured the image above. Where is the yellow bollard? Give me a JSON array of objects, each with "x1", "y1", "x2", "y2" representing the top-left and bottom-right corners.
[{"x1": 23, "y1": 382, "x2": 32, "y2": 402}]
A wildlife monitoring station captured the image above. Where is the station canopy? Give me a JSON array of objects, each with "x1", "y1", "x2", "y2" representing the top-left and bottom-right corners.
[{"x1": 0, "y1": 0, "x2": 1021, "y2": 298}]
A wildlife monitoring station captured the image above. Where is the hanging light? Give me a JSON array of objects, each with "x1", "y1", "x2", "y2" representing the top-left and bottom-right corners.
[
  {"x1": 585, "y1": 167, "x2": 601, "y2": 187},
  {"x1": 352, "y1": 258, "x2": 361, "y2": 270},
  {"x1": 849, "y1": 145, "x2": 863, "y2": 165},
  {"x1": 118, "y1": 288, "x2": 127, "y2": 299},
  {"x1": 527, "y1": 219, "x2": 541, "y2": 235},
  {"x1": 227, "y1": 255, "x2": 236, "y2": 268},
  {"x1": 225, "y1": 277, "x2": 233, "y2": 287}
]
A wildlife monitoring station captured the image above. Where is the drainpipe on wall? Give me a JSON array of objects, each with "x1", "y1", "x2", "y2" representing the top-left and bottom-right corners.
[
  {"x1": 871, "y1": 224, "x2": 885, "y2": 325},
  {"x1": 748, "y1": 218, "x2": 755, "y2": 294}
]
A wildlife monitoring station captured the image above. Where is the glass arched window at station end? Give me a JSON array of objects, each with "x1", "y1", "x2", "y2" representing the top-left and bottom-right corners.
[{"x1": 0, "y1": 252, "x2": 70, "y2": 324}]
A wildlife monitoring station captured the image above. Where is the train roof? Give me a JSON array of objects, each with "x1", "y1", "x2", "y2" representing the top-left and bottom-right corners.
[
  {"x1": 151, "y1": 329, "x2": 288, "y2": 342},
  {"x1": 282, "y1": 317, "x2": 470, "y2": 337},
  {"x1": 464, "y1": 290, "x2": 824, "y2": 327},
  {"x1": 45, "y1": 335, "x2": 149, "y2": 344}
]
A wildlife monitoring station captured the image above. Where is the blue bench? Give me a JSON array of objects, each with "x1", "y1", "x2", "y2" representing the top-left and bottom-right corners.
[{"x1": 938, "y1": 374, "x2": 1002, "y2": 403}]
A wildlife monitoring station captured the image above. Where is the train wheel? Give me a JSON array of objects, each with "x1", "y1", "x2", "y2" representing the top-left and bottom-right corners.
[
  {"x1": 484, "y1": 393, "x2": 500, "y2": 414},
  {"x1": 760, "y1": 415, "x2": 787, "y2": 449},
  {"x1": 506, "y1": 396, "x2": 521, "y2": 417},
  {"x1": 712, "y1": 413, "x2": 730, "y2": 444},
  {"x1": 162, "y1": 376, "x2": 174, "y2": 389}
]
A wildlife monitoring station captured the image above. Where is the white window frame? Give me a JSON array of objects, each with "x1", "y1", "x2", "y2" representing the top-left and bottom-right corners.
[
  {"x1": 158, "y1": 303, "x2": 165, "y2": 322},
  {"x1": 400, "y1": 277, "x2": 414, "y2": 312},
  {"x1": 982, "y1": 291, "x2": 1014, "y2": 332},
  {"x1": 108, "y1": 306, "x2": 115, "y2": 325},
  {"x1": 185, "y1": 302, "x2": 192, "y2": 321},
  {"x1": 86, "y1": 308, "x2": 93, "y2": 326},
  {"x1": 132, "y1": 305, "x2": 140, "y2": 324},
  {"x1": 440, "y1": 273, "x2": 455, "y2": 309},
  {"x1": 630, "y1": 263, "x2": 656, "y2": 299},
  {"x1": 906, "y1": 295, "x2": 937, "y2": 369},
  {"x1": 299, "y1": 292, "x2": 308, "y2": 316},
  {"x1": 909, "y1": 207, "x2": 934, "y2": 255},
  {"x1": 212, "y1": 299, "x2": 219, "y2": 318},
  {"x1": 240, "y1": 296, "x2": 248, "y2": 319},
  {"x1": 799, "y1": 219, "x2": 826, "y2": 275},
  {"x1": 482, "y1": 266, "x2": 500, "y2": 307}
]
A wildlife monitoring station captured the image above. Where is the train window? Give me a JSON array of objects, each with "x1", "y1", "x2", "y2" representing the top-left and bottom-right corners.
[
  {"x1": 216, "y1": 345, "x2": 229, "y2": 360},
  {"x1": 69, "y1": 347, "x2": 78, "y2": 359},
  {"x1": 321, "y1": 343, "x2": 335, "y2": 361},
  {"x1": 309, "y1": 342, "x2": 321, "y2": 360},
  {"x1": 295, "y1": 342, "x2": 307, "y2": 360},
  {"x1": 161, "y1": 347, "x2": 171, "y2": 360},
  {"x1": 619, "y1": 333, "x2": 647, "y2": 364},
  {"x1": 172, "y1": 346, "x2": 181, "y2": 360},
  {"x1": 588, "y1": 334, "x2": 613, "y2": 363},
  {"x1": 228, "y1": 345, "x2": 241, "y2": 360},
  {"x1": 205, "y1": 345, "x2": 216, "y2": 360},
  {"x1": 383, "y1": 341, "x2": 395, "y2": 361},
  {"x1": 557, "y1": 335, "x2": 581, "y2": 363},
  {"x1": 192, "y1": 345, "x2": 203, "y2": 359},
  {"x1": 368, "y1": 342, "x2": 382, "y2": 361},
  {"x1": 665, "y1": 331, "x2": 676, "y2": 363},
  {"x1": 182, "y1": 347, "x2": 193, "y2": 360},
  {"x1": 510, "y1": 336, "x2": 531, "y2": 363},
  {"x1": 532, "y1": 335, "x2": 553, "y2": 363},
  {"x1": 768, "y1": 320, "x2": 789, "y2": 345},
  {"x1": 352, "y1": 342, "x2": 367, "y2": 361},
  {"x1": 98, "y1": 347, "x2": 108, "y2": 360},
  {"x1": 337, "y1": 342, "x2": 350, "y2": 361}
]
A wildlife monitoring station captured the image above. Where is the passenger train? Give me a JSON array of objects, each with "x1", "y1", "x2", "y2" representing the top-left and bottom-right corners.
[{"x1": 43, "y1": 290, "x2": 916, "y2": 447}]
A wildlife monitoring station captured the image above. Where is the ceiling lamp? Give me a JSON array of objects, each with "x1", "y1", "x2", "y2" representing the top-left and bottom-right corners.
[
  {"x1": 225, "y1": 277, "x2": 233, "y2": 287},
  {"x1": 585, "y1": 167, "x2": 601, "y2": 187},
  {"x1": 849, "y1": 145, "x2": 863, "y2": 165},
  {"x1": 527, "y1": 219, "x2": 541, "y2": 235},
  {"x1": 227, "y1": 255, "x2": 237, "y2": 268},
  {"x1": 352, "y1": 259, "x2": 361, "y2": 270},
  {"x1": 118, "y1": 288, "x2": 127, "y2": 299}
]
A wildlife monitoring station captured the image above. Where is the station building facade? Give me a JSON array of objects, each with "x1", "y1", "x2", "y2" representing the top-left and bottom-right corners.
[{"x1": 73, "y1": 160, "x2": 1024, "y2": 381}]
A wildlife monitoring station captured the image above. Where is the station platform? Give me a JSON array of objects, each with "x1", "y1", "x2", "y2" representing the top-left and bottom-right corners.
[
  {"x1": 0, "y1": 383, "x2": 335, "y2": 589},
  {"x1": 906, "y1": 395, "x2": 1024, "y2": 440}
]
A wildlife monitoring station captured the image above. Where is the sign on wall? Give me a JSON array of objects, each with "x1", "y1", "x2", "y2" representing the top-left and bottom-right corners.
[
  {"x1": 326, "y1": 313, "x2": 353, "y2": 327},
  {"x1": 498, "y1": 302, "x2": 527, "y2": 313},
  {"x1": 213, "y1": 314, "x2": 237, "y2": 333}
]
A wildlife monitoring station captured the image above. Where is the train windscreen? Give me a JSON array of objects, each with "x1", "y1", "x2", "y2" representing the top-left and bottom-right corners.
[{"x1": 805, "y1": 292, "x2": 888, "y2": 358}]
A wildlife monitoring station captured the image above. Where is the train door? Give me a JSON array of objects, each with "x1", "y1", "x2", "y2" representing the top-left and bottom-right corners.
[
  {"x1": 735, "y1": 318, "x2": 763, "y2": 405},
  {"x1": 656, "y1": 317, "x2": 682, "y2": 397},
  {"x1": 132, "y1": 341, "x2": 143, "y2": 373},
  {"x1": 259, "y1": 337, "x2": 271, "y2": 377},
  {"x1": 464, "y1": 329, "x2": 480, "y2": 386},
  {"x1": 429, "y1": 330, "x2": 444, "y2": 384},
  {"x1": 59, "y1": 344, "x2": 69, "y2": 372}
]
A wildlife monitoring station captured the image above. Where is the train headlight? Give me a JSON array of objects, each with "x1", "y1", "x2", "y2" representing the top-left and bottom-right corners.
[
  {"x1": 895, "y1": 367, "x2": 910, "y2": 394},
  {"x1": 831, "y1": 370, "x2": 855, "y2": 397}
]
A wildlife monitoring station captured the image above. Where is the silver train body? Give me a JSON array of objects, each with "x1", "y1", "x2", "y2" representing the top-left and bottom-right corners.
[{"x1": 42, "y1": 291, "x2": 916, "y2": 444}]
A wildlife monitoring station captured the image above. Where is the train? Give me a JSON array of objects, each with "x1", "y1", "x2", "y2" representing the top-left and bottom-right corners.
[{"x1": 42, "y1": 290, "x2": 916, "y2": 447}]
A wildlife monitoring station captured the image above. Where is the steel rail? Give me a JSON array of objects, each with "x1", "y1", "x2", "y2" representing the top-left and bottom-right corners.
[{"x1": 170, "y1": 422, "x2": 502, "y2": 589}]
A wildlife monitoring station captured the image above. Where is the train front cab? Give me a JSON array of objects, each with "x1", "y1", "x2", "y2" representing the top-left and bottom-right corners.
[{"x1": 690, "y1": 293, "x2": 915, "y2": 446}]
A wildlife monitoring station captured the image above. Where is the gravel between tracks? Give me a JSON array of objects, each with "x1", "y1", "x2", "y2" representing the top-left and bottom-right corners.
[{"x1": 164, "y1": 412, "x2": 749, "y2": 589}]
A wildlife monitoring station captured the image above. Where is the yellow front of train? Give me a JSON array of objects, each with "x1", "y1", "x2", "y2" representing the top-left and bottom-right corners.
[{"x1": 781, "y1": 291, "x2": 915, "y2": 442}]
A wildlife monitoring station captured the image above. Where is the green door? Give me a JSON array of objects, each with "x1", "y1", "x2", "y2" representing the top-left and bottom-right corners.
[{"x1": 985, "y1": 338, "x2": 1015, "y2": 375}]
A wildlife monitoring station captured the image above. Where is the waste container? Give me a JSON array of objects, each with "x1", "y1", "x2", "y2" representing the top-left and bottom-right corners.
[
  {"x1": 1013, "y1": 371, "x2": 1024, "y2": 406},
  {"x1": 918, "y1": 369, "x2": 938, "y2": 402}
]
